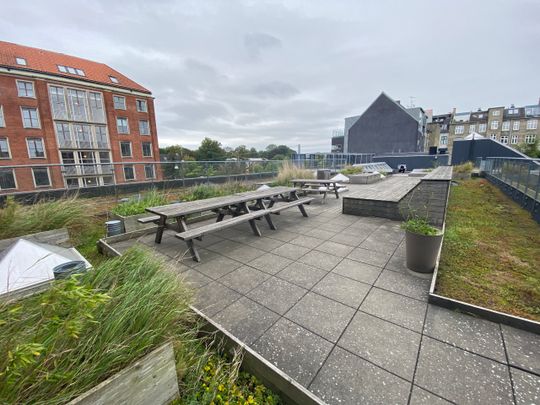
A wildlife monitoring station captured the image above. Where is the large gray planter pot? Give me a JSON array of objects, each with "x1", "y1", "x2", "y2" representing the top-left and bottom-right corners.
[{"x1": 405, "y1": 230, "x2": 443, "y2": 273}]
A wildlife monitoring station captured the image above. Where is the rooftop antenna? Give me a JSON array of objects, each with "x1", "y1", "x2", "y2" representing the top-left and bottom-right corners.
[{"x1": 408, "y1": 96, "x2": 416, "y2": 108}]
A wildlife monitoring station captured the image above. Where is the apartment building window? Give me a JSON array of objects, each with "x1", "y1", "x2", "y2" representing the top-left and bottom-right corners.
[
  {"x1": 136, "y1": 99, "x2": 148, "y2": 112},
  {"x1": 144, "y1": 164, "x2": 155, "y2": 179},
  {"x1": 21, "y1": 107, "x2": 40, "y2": 128},
  {"x1": 468, "y1": 125, "x2": 476, "y2": 133},
  {"x1": 502, "y1": 121, "x2": 510, "y2": 131},
  {"x1": 95, "y1": 126, "x2": 109, "y2": 148},
  {"x1": 492, "y1": 110, "x2": 500, "y2": 116},
  {"x1": 123, "y1": 165, "x2": 135, "y2": 181},
  {"x1": 113, "y1": 95, "x2": 126, "y2": 110},
  {"x1": 478, "y1": 123, "x2": 487, "y2": 133},
  {"x1": 0, "y1": 169, "x2": 16, "y2": 190},
  {"x1": 139, "y1": 120, "x2": 150, "y2": 135},
  {"x1": 120, "y1": 141, "x2": 132, "y2": 157},
  {"x1": 74, "y1": 124, "x2": 92, "y2": 148},
  {"x1": 68, "y1": 89, "x2": 88, "y2": 121},
  {"x1": 117, "y1": 117, "x2": 129, "y2": 134},
  {"x1": 0, "y1": 138, "x2": 11, "y2": 158},
  {"x1": 55, "y1": 123, "x2": 73, "y2": 148},
  {"x1": 49, "y1": 86, "x2": 68, "y2": 120},
  {"x1": 27, "y1": 138, "x2": 46, "y2": 158},
  {"x1": 511, "y1": 135, "x2": 519, "y2": 144},
  {"x1": 513, "y1": 121, "x2": 520, "y2": 131},
  {"x1": 525, "y1": 134, "x2": 536, "y2": 144},
  {"x1": 0, "y1": 105, "x2": 4, "y2": 127},
  {"x1": 440, "y1": 135, "x2": 448, "y2": 146},
  {"x1": 17, "y1": 80, "x2": 35, "y2": 98},
  {"x1": 32, "y1": 167, "x2": 51, "y2": 187},
  {"x1": 527, "y1": 119, "x2": 538, "y2": 130},
  {"x1": 142, "y1": 142, "x2": 152, "y2": 157},
  {"x1": 490, "y1": 134, "x2": 497, "y2": 140},
  {"x1": 15, "y1": 57, "x2": 27, "y2": 66},
  {"x1": 455, "y1": 125, "x2": 464, "y2": 135},
  {"x1": 491, "y1": 121, "x2": 499, "y2": 130},
  {"x1": 88, "y1": 92, "x2": 105, "y2": 123},
  {"x1": 66, "y1": 178, "x2": 79, "y2": 189},
  {"x1": 500, "y1": 135, "x2": 509, "y2": 144}
]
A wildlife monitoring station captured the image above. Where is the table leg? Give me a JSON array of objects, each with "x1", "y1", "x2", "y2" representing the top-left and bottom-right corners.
[
  {"x1": 333, "y1": 182, "x2": 340, "y2": 199},
  {"x1": 186, "y1": 240, "x2": 201, "y2": 262},
  {"x1": 155, "y1": 216, "x2": 167, "y2": 243}
]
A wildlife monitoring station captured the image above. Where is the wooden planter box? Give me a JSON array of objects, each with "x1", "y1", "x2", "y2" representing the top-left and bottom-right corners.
[
  {"x1": 349, "y1": 173, "x2": 381, "y2": 184},
  {"x1": 68, "y1": 342, "x2": 179, "y2": 405}
]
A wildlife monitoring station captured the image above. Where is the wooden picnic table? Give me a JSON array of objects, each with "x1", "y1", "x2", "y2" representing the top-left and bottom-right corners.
[
  {"x1": 145, "y1": 186, "x2": 312, "y2": 261},
  {"x1": 292, "y1": 179, "x2": 345, "y2": 199}
]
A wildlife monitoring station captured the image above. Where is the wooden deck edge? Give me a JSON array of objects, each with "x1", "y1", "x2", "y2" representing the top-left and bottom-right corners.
[{"x1": 191, "y1": 306, "x2": 326, "y2": 405}]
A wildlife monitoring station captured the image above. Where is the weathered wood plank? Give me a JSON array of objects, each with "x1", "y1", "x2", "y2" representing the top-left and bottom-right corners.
[{"x1": 68, "y1": 342, "x2": 179, "y2": 405}]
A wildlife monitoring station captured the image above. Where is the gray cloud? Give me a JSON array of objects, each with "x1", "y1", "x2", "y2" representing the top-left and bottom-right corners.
[{"x1": 1, "y1": 0, "x2": 539, "y2": 152}]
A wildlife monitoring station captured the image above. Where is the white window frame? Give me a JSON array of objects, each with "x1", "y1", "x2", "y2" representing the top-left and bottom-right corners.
[
  {"x1": 15, "y1": 57, "x2": 27, "y2": 66},
  {"x1": 117, "y1": 117, "x2": 129, "y2": 134},
  {"x1": 109, "y1": 76, "x2": 119, "y2": 84},
  {"x1": 120, "y1": 141, "x2": 132, "y2": 157},
  {"x1": 142, "y1": 142, "x2": 153, "y2": 157},
  {"x1": 500, "y1": 135, "x2": 509, "y2": 144},
  {"x1": 469, "y1": 124, "x2": 476, "y2": 133},
  {"x1": 0, "y1": 169, "x2": 17, "y2": 190},
  {"x1": 490, "y1": 134, "x2": 497, "y2": 140},
  {"x1": 502, "y1": 121, "x2": 510, "y2": 131},
  {"x1": 32, "y1": 167, "x2": 51, "y2": 188},
  {"x1": 26, "y1": 137, "x2": 46, "y2": 159},
  {"x1": 113, "y1": 95, "x2": 126, "y2": 110},
  {"x1": 478, "y1": 123, "x2": 487, "y2": 133},
  {"x1": 139, "y1": 120, "x2": 150, "y2": 135},
  {"x1": 136, "y1": 99, "x2": 148, "y2": 112},
  {"x1": 20, "y1": 107, "x2": 41, "y2": 128},
  {"x1": 123, "y1": 164, "x2": 135, "y2": 181},
  {"x1": 439, "y1": 134, "x2": 448, "y2": 146},
  {"x1": 455, "y1": 125, "x2": 464, "y2": 135},
  {"x1": 490, "y1": 120, "x2": 499, "y2": 130},
  {"x1": 0, "y1": 137, "x2": 11, "y2": 159},
  {"x1": 492, "y1": 110, "x2": 501, "y2": 116},
  {"x1": 511, "y1": 135, "x2": 519, "y2": 144},
  {"x1": 525, "y1": 134, "x2": 536, "y2": 144},
  {"x1": 513, "y1": 121, "x2": 520, "y2": 131},
  {"x1": 17, "y1": 80, "x2": 35, "y2": 98},
  {"x1": 144, "y1": 164, "x2": 156, "y2": 179},
  {"x1": 0, "y1": 105, "x2": 4, "y2": 127},
  {"x1": 526, "y1": 119, "x2": 538, "y2": 130}
]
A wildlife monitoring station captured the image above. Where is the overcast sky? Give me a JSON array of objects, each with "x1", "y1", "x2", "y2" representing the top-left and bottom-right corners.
[{"x1": 2, "y1": 0, "x2": 539, "y2": 152}]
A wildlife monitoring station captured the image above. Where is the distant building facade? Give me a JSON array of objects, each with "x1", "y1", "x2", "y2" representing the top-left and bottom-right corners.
[
  {"x1": 427, "y1": 101, "x2": 540, "y2": 154},
  {"x1": 342, "y1": 92, "x2": 427, "y2": 155},
  {"x1": 0, "y1": 41, "x2": 160, "y2": 193}
]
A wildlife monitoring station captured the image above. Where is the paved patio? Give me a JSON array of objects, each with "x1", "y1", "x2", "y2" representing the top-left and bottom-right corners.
[{"x1": 111, "y1": 196, "x2": 540, "y2": 405}]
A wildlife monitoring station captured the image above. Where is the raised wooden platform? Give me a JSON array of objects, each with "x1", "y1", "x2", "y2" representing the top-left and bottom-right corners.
[{"x1": 346, "y1": 176, "x2": 420, "y2": 202}]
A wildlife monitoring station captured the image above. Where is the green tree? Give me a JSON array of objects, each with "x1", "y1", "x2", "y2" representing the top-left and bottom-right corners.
[
  {"x1": 196, "y1": 138, "x2": 226, "y2": 161},
  {"x1": 515, "y1": 139, "x2": 540, "y2": 158},
  {"x1": 264, "y1": 144, "x2": 295, "y2": 160}
]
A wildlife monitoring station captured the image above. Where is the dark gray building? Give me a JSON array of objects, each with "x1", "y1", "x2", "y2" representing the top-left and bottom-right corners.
[
  {"x1": 343, "y1": 92, "x2": 427, "y2": 154},
  {"x1": 331, "y1": 135, "x2": 344, "y2": 152}
]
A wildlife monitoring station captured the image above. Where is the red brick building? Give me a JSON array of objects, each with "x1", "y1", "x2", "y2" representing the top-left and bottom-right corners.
[{"x1": 0, "y1": 41, "x2": 160, "y2": 193}]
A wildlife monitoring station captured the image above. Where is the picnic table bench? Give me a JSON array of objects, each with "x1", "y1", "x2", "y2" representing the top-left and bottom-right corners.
[
  {"x1": 292, "y1": 179, "x2": 346, "y2": 199},
  {"x1": 144, "y1": 186, "x2": 313, "y2": 261}
]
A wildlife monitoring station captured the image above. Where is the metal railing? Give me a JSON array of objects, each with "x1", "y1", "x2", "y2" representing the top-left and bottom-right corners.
[{"x1": 292, "y1": 153, "x2": 374, "y2": 170}]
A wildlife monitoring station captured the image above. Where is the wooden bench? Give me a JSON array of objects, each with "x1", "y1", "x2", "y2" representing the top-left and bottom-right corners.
[
  {"x1": 138, "y1": 215, "x2": 161, "y2": 224},
  {"x1": 267, "y1": 197, "x2": 313, "y2": 217}
]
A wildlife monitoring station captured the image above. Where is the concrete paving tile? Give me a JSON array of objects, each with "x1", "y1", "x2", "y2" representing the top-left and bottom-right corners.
[
  {"x1": 360, "y1": 288, "x2": 427, "y2": 332},
  {"x1": 359, "y1": 237, "x2": 398, "y2": 255},
  {"x1": 385, "y1": 253, "x2": 408, "y2": 273},
  {"x1": 271, "y1": 243, "x2": 311, "y2": 260},
  {"x1": 218, "y1": 265, "x2": 270, "y2": 294},
  {"x1": 338, "y1": 312, "x2": 421, "y2": 381},
  {"x1": 179, "y1": 269, "x2": 212, "y2": 289},
  {"x1": 253, "y1": 318, "x2": 333, "y2": 387},
  {"x1": 318, "y1": 222, "x2": 346, "y2": 233},
  {"x1": 314, "y1": 240, "x2": 355, "y2": 257},
  {"x1": 347, "y1": 246, "x2": 392, "y2": 268},
  {"x1": 195, "y1": 234, "x2": 224, "y2": 248},
  {"x1": 277, "y1": 262, "x2": 327, "y2": 289},
  {"x1": 194, "y1": 281, "x2": 241, "y2": 317},
  {"x1": 266, "y1": 230, "x2": 299, "y2": 242},
  {"x1": 310, "y1": 346, "x2": 411, "y2": 405},
  {"x1": 375, "y1": 269, "x2": 430, "y2": 301},
  {"x1": 312, "y1": 273, "x2": 370, "y2": 308},
  {"x1": 423, "y1": 305, "x2": 507, "y2": 363},
  {"x1": 305, "y1": 228, "x2": 338, "y2": 241},
  {"x1": 223, "y1": 245, "x2": 268, "y2": 264},
  {"x1": 409, "y1": 386, "x2": 453, "y2": 405},
  {"x1": 511, "y1": 367, "x2": 540, "y2": 405},
  {"x1": 206, "y1": 239, "x2": 243, "y2": 253},
  {"x1": 415, "y1": 336, "x2": 513, "y2": 405},
  {"x1": 182, "y1": 248, "x2": 221, "y2": 265},
  {"x1": 297, "y1": 250, "x2": 342, "y2": 271},
  {"x1": 289, "y1": 235, "x2": 325, "y2": 249},
  {"x1": 214, "y1": 297, "x2": 280, "y2": 345},
  {"x1": 329, "y1": 232, "x2": 366, "y2": 247},
  {"x1": 502, "y1": 325, "x2": 540, "y2": 374},
  {"x1": 245, "y1": 236, "x2": 284, "y2": 252},
  {"x1": 370, "y1": 228, "x2": 405, "y2": 244},
  {"x1": 193, "y1": 256, "x2": 242, "y2": 280},
  {"x1": 332, "y1": 258, "x2": 382, "y2": 285},
  {"x1": 247, "y1": 252, "x2": 293, "y2": 275},
  {"x1": 247, "y1": 277, "x2": 307, "y2": 315},
  {"x1": 285, "y1": 292, "x2": 355, "y2": 343}
]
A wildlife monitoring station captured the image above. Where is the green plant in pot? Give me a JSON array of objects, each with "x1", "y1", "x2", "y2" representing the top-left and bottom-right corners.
[{"x1": 401, "y1": 217, "x2": 443, "y2": 273}]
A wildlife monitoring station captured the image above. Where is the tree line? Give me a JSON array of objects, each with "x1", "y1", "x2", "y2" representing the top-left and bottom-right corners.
[{"x1": 159, "y1": 137, "x2": 297, "y2": 161}]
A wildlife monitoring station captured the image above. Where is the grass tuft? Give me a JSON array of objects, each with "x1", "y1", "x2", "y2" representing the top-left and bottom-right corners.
[{"x1": 273, "y1": 160, "x2": 314, "y2": 186}]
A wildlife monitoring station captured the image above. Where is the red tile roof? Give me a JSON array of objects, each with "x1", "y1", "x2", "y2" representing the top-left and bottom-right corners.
[{"x1": 0, "y1": 41, "x2": 150, "y2": 94}]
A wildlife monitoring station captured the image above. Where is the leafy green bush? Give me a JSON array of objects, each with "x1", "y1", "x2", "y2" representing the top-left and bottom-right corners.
[
  {"x1": 340, "y1": 165, "x2": 363, "y2": 175},
  {"x1": 453, "y1": 161, "x2": 474, "y2": 174},
  {"x1": 0, "y1": 196, "x2": 93, "y2": 241},
  {"x1": 111, "y1": 189, "x2": 169, "y2": 216},
  {"x1": 401, "y1": 218, "x2": 441, "y2": 236},
  {"x1": 181, "y1": 182, "x2": 251, "y2": 202}
]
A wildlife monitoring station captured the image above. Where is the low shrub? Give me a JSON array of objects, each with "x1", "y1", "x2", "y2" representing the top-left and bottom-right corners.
[
  {"x1": 180, "y1": 182, "x2": 251, "y2": 202},
  {"x1": 111, "y1": 189, "x2": 169, "y2": 216},
  {"x1": 273, "y1": 160, "x2": 314, "y2": 186},
  {"x1": 401, "y1": 218, "x2": 441, "y2": 236},
  {"x1": 340, "y1": 165, "x2": 363, "y2": 175},
  {"x1": 453, "y1": 161, "x2": 474, "y2": 174}
]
